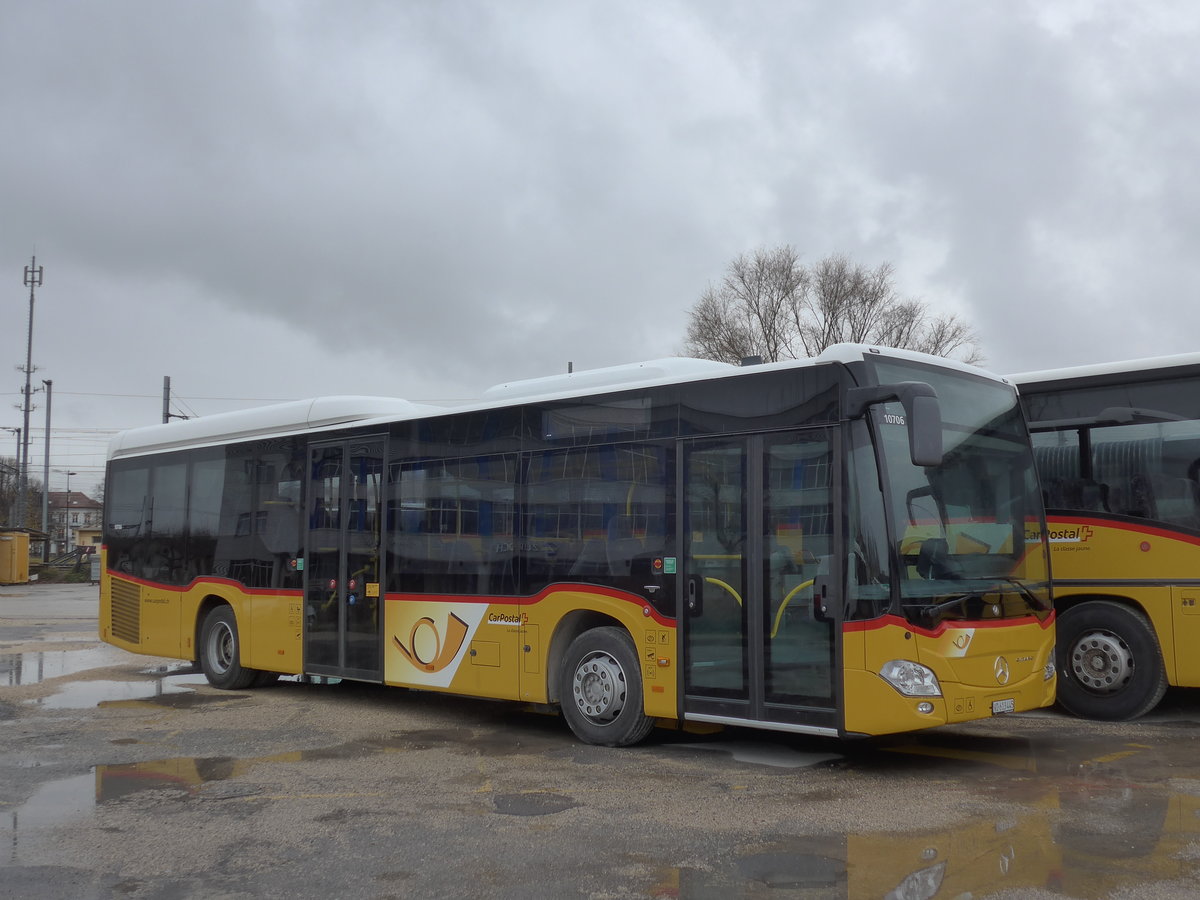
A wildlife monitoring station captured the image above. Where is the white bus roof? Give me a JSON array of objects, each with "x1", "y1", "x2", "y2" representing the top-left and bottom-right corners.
[
  {"x1": 108, "y1": 397, "x2": 434, "y2": 460},
  {"x1": 1010, "y1": 351, "x2": 1200, "y2": 386},
  {"x1": 482, "y1": 357, "x2": 736, "y2": 401},
  {"x1": 108, "y1": 344, "x2": 1005, "y2": 460}
]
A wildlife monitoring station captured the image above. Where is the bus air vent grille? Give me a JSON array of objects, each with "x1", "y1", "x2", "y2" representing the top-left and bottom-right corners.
[{"x1": 110, "y1": 579, "x2": 141, "y2": 644}]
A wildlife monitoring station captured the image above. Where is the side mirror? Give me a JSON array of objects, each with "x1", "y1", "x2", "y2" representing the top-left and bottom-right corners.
[{"x1": 846, "y1": 381, "x2": 943, "y2": 467}]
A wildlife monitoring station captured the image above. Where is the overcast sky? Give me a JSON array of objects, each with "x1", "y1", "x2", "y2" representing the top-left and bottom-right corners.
[{"x1": 3, "y1": 1, "x2": 1199, "y2": 494}]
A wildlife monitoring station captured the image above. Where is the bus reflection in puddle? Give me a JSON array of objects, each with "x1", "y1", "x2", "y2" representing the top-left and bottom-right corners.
[
  {"x1": 649, "y1": 786, "x2": 1200, "y2": 898},
  {"x1": 7, "y1": 751, "x2": 1198, "y2": 897},
  {"x1": 24, "y1": 674, "x2": 209, "y2": 709}
]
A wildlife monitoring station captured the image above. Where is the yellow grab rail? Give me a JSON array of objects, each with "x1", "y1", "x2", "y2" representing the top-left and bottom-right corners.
[
  {"x1": 703, "y1": 577, "x2": 743, "y2": 607},
  {"x1": 771, "y1": 578, "x2": 815, "y2": 639}
]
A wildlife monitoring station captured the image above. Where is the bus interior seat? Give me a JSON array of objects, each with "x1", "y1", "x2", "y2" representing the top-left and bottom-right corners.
[
  {"x1": 1043, "y1": 476, "x2": 1109, "y2": 512},
  {"x1": 606, "y1": 516, "x2": 643, "y2": 576},
  {"x1": 1148, "y1": 474, "x2": 1200, "y2": 529},
  {"x1": 1079, "y1": 479, "x2": 1110, "y2": 512},
  {"x1": 1121, "y1": 473, "x2": 1157, "y2": 519},
  {"x1": 568, "y1": 540, "x2": 609, "y2": 577}
]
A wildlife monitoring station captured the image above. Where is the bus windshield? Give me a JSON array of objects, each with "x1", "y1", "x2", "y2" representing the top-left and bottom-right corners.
[{"x1": 866, "y1": 359, "x2": 1052, "y2": 630}]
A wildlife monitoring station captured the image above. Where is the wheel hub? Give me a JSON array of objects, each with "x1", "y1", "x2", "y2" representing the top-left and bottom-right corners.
[
  {"x1": 1070, "y1": 630, "x2": 1133, "y2": 693},
  {"x1": 572, "y1": 651, "x2": 628, "y2": 724},
  {"x1": 210, "y1": 622, "x2": 234, "y2": 674}
]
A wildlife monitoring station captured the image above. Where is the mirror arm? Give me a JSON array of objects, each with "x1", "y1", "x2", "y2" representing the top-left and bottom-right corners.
[{"x1": 846, "y1": 381, "x2": 943, "y2": 468}]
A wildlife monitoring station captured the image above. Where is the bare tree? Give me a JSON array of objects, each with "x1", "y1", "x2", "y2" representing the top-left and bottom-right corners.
[
  {"x1": 684, "y1": 247, "x2": 983, "y2": 365},
  {"x1": 0, "y1": 458, "x2": 44, "y2": 529},
  {"x1": 0, "y1": 456, "x2": 16, "y2": 526}
]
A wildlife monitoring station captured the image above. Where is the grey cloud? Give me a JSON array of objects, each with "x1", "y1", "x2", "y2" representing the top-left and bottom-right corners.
[{"x1": 3, "y1": 0, "x2": 1200, "y2": 486}]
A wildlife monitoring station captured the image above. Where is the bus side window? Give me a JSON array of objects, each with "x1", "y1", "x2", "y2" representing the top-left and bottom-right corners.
[
  {"x1": 106, "y1": 464, "x2": 150, "y2": 576},
  {"x1": 389, "y1": 455, "x2": 516, "y2": 596}
]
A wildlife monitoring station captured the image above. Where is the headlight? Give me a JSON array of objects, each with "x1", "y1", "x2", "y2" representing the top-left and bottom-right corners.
[
  {"x1": 886, "y1": 861, "x2": 946, "y2": 900},
  {"x1": 880, "y1": 660, "x2": 942, "y2": 697},
  {"x1": 1044, "y1": 661, "x2": 1056, "y2": 682}
]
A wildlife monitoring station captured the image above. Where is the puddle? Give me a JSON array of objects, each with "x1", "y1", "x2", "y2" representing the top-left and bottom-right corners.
[
  {"x1": 642, "y1": 783, "x2": 1200, "y2": 898},
  {"x1": 492, "y1": 791, "x2": 580, "y2": 816},
  {"x1": 1, "y1": 646, "x2": 139, "y2": 686},
  {"x1": 7, "y1": 731, "x2": 1200, "y2": 895},
  {"x1": 5, "y1": 753, "x2": 296, "y2": 865},
  {"x1": 94, "y1": 756, "x2": 282, "y2": 801},
  {"x1": 849, "y1": 787, "x2": 1200, "y2": 898},
  {"x1": 23, "y1": 673, "x2": 211, "y2": 709},
  {"x1": 7, "y1": 771, "x2": 96, "y2": 831},
  {"x1": 664, "y1": 739, "x2": 843, "y2": 769}
]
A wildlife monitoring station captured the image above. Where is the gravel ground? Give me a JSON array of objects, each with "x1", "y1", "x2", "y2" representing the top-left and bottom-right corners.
[{"x1": 3, "y1": 583, "x2": 1200, "y2": 899}]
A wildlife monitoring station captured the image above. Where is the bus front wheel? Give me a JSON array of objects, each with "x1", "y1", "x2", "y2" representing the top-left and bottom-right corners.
[
  {"x1": 1056, "y1": 601, "x2": 1167, "y2": 721},
  {"x1": 199, "y1": 606, "x2": 260, "y2": 690},
  {"x1": 560, "y1": 627, "x2": 655, "y2": 747}
]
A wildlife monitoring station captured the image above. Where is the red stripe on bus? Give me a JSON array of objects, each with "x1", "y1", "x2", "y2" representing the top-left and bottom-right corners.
[
  {"x1": 842, "y1": 610, "x2": 1055, "y2": 638},
  {"x1": 1047, "y1": 513, "x2": 1200, "y2": 546},
  {"x1": 385, "y1": 583, "x2": 677, "y2": 627}
]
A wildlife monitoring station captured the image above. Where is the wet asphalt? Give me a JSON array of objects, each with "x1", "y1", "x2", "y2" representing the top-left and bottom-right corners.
[{"x1": 2, "y1": 583, "x2": 1200, "y2": 899}]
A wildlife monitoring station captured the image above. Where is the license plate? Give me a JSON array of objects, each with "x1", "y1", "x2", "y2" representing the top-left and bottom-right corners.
[{"x1": 992, "y1": 698, "x2": 1015, "y2": 715}]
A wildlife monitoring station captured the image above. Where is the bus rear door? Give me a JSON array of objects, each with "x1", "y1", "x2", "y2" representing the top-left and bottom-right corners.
[{"x1": 305, "y1": 436, "x2": 386, "y2": 681}]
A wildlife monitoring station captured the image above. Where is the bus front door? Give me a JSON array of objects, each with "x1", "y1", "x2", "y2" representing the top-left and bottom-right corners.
[
  {"x1": 681, "y1": 432, "x2": 838, "y2": 735},
  {"x1": 305, "y1": 437, "x2": 386, "y2": 681}
]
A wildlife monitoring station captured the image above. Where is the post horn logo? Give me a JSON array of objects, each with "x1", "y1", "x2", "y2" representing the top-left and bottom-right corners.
[
  {"x1": 994, "y1": 656, "x2": 1011, "y2": 685},
  {"x1": 393, "y1": 613, "x2": 469, "y2": 673}
]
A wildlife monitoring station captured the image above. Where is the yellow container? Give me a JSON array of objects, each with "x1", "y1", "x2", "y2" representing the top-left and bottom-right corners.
[{"x1": 0, "y1": 531, "x2": 30, "y2": 584}]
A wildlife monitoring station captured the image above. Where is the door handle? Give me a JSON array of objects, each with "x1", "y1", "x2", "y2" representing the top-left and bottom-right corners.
[{"x1": 813, "y1": 575, "x2": 833, "y2": 622}]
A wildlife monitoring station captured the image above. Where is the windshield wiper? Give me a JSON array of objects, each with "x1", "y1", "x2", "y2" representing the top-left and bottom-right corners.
[
  {"x1": 1002, "y1": 577, "x2": 1051, "y2": 612},
  {"x1": 903, "y1": 591, "x2": 982, "y2": 627},
  {"x1": 909, "y1": 580, "x2": 1048, "y2": 626}
]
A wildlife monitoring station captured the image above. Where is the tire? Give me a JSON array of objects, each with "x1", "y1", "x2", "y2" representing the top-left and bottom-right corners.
[
  {"x1": 199, "y1": 606, "x2": 259, "y2": 690},
  {"x1": 560, "y1": 627, "x2": 655, "y2": 747},
  {"x1": 1056, "y1": 601, "x2": 1167, "y2": 721}
]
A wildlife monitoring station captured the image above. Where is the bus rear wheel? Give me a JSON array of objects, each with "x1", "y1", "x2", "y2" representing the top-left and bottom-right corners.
[
  {"x1": 199, "y1": 606, "x2": 260, "y2": 690},
  {"x1": 560, "y1": 627, "x2": 655, "y2": 747},
  {"x1": 1056, "y1": 601, "x2": 1167, "y2": 721}
]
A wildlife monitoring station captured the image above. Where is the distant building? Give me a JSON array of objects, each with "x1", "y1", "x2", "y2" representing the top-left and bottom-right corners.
[{"x1": 49, "y1": 491, "x2": 102, "y2": 556}]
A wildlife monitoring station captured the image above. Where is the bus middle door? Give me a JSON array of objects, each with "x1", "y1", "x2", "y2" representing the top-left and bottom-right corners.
[{"x1": 680, "y1": 431, "x2": 839, "y2": 735}]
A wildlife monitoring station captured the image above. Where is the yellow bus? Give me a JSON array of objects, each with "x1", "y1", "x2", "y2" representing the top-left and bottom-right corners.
[
  {"x1": 100, "y1": 345, "x2": 1055, "y2": 745},
  {"x1": 1013, "y1": 352, "x2": 1200, "y2": 719}
]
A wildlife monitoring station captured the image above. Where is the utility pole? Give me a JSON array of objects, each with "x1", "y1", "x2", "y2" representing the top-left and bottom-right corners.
[
  {"x1": 2, "y1": 426, "x2": 18, "y2": 526},
  {"x1": 17, "y1": 257, "x2": 42, "y2": 528},
  {"x1": 42, "y1": 378, "x2": 52, "y2": 562}
]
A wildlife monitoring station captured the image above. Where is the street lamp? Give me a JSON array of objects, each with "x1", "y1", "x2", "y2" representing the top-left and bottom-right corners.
[
  {"x1": 53, "y1": 469, "x2": 78, "y2": 554},
  {"x1": 65, "y1": 471, "x2": 77, "y2": 552}
]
